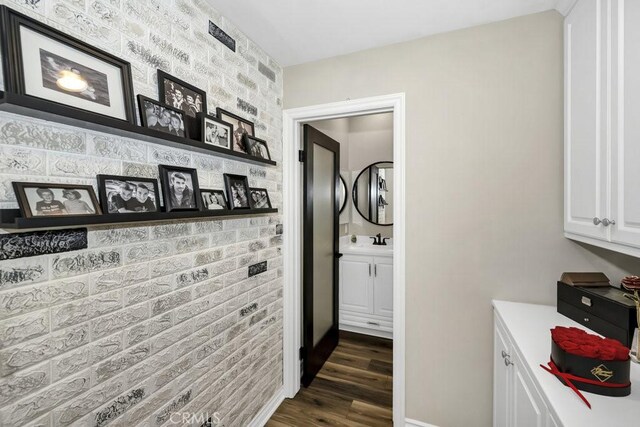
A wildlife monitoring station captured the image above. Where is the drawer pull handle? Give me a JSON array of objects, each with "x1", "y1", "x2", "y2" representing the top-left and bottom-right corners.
[
  {"x1": 581, "y1": 296, "x2": 592, "y2": 307},
  {"x1": 584, "y1": 317, "x2": 590, "y2": 322},
  {"x1": 501, "y1": 350, "x2": 508, "y2": 359},
  {"x1": 367, "y1": 321, "x2": 380, "y2": 326}
]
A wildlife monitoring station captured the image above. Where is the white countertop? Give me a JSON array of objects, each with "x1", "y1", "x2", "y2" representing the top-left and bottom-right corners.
[
  {"x1": 339, "y1": 235, "x2": 393, "y2": 256},
  {"x1": 493, "y1": 300, "x2": 640, "y2": 426}
]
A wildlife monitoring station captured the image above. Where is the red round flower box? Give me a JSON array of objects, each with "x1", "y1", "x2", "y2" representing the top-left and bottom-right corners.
[{"x1": 550, "y1": 327, "x2": 631, "y2": 397}]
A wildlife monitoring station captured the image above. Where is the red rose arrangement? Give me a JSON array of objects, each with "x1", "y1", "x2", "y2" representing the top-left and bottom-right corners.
[{"x1": 551, "y1": 326, "x2": 629, "y2": 361}]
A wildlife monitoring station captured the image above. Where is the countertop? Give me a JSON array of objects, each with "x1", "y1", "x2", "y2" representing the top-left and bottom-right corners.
[
  {"x1": 339, "y1": 235, "x2": 393, "y2": 256},
  {"x1": 493, "y1": 300, "x2": 640, "y2": 426}
]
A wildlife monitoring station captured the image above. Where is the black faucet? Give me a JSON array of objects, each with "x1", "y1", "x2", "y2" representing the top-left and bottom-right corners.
[{"x1": 370, "y1": 233, "x2": 388, "y2": 246}]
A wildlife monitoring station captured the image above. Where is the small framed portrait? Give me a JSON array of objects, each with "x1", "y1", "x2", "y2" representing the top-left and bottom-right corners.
[
  {"x1": 244, "y1": 135, "x2": 271, "y2": 160},
  {"x1": 158, "y1": 165, "x2": 202, "y2": 211},
  {"x1": 216, "y1": 108, "x2": 255, "y2": 154},
  {"x1": 0, "y1": 7, "x2": 136, "y2": 123},
  {"x1": 200, "y1": 189, "x2": 228, "y2": 210},
  {"x1": 199, "y1": 113, "x2": 233, "y2": 150},
  {"x1": 223, "y1": 174, "x2": 251, "y2": 210},
  {"x1": 249, "y1": 188, "x2": 272, "y2": 209},
  {"x1": 157, "y1": 70, "x2": 206, "y2": 118},
  {"x1": 12, "y1": 182, "x2": 102, "y2": 218},
  {"x1": 97, "y1": 175, "x2": 160, "y2": 214},
  {"x1": 137, "y1": 95, "x2": 187, "y2": 138}
]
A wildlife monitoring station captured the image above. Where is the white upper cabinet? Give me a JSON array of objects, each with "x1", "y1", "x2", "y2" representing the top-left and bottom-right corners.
[{"x1": 565, "y1": 0, "x2": 640, "y2": 257}]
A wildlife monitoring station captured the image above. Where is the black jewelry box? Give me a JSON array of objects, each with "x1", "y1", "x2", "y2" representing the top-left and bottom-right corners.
[{"x1": 557, "y1": 281, "x2": 636, "y2": 347}]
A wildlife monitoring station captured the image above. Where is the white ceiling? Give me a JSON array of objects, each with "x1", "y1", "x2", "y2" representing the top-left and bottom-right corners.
[{"x1": 208, "y1": 0, "x2": 575, "y2": 67}]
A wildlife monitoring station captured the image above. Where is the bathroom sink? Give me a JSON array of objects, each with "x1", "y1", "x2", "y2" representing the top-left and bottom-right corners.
[{"x1": 339, "y1": 235, "x2": 393, "y2": 256}]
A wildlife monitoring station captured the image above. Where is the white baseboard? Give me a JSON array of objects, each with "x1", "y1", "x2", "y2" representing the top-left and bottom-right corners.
[
  {"x1": 247, "y1": 387, "x2": 285, "y2": 427},
  {"x1": 339, "y1": 324, "x2": 393, "y2": 339},
  {"x1": 405, "y1": 418, "x2": 438, "y2": 427}
]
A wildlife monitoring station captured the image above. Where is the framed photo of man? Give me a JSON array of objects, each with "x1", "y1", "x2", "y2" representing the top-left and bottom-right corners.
[
  {"x1": 12, "y1": 182, "x2": 102, "y2": 218},
  {"x1": 137, "y1": 95, "x2": 187, "y2": 138},
  {"x1": 158, "y1": 165, "x2": 202, "y2": 211},
  {"x1": 97, "y1": 175, "x2": 160, "y2": 214},
  {"x1": 223, "y1": 174, "x2": 251, "y2": 210},
  {"x1": 244, "y1": 135, "x2": 271, "y2": 160},
  {"x1": 216, "y1": 108, "x2": 255, "y2": 154}
]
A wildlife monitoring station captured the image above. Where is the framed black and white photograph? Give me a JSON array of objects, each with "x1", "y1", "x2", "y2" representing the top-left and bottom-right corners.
[
  {"x1": 244, "y1": 135, "x2": 271, "y2": 160},
  {"x1": 158, "y1": 165, "x2": 202, "y2": 211},
  {"x1": 0, "y1": 7, "x2": 136, "y2": 123},
  {"x1": 12, "y1": 182, "x2": 102, "y2": 218},
  {"x1": 223, "y1": 174, "x2": 251, "y2": 210},
  {"x1": 138, "y1": 95, "x2": 187, "y2": 138},
  {"x1": 199, "y1": 113, "x2": 233, "y2": 150},
  {"x1": 97, "y1": 175, "x2": 160, "y2": 214},
  {"x1": 200, "y1": 189, "x2": 228, "y2": 210},
  {"x1": 157, "y1": 70, "x2": 206, "y2": 118},
  {"x1": 249, "y1": 188, "x2": 272, "y2": 209},
  {"x1": 216, "y1": 108, "x2": 255, "y2": 154}
]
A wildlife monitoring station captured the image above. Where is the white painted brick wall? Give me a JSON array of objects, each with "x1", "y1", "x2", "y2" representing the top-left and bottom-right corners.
[{"x1": 0, "y1": 0, "x2": 284, "y2": 426}]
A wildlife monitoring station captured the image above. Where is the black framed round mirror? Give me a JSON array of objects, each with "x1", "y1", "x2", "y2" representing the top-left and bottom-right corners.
[
  {"x1": 352, "y1": 161, "x2": 393, "y2": 226},
  {"x1": 339, "y1": 175, "x2": 347, "y2": 213}
]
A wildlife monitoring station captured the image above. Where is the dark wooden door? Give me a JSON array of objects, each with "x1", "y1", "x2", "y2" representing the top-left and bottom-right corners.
[{"x1": 302, "y1": 124, "x2": 340, "y2": 387}]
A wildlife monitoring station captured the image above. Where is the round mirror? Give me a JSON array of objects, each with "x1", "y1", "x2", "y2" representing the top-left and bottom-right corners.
[
  {"x1": 339, "y1": 175, "x2": 347, "y2": 213},
  {"x1": 352, "y1": 161, "x2": 393, "y2": 226}
]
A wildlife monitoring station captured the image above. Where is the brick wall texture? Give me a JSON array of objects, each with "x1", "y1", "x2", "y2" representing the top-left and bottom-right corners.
[{"x1": 0, "y1": 0, "x2": 284, "y2": 426}]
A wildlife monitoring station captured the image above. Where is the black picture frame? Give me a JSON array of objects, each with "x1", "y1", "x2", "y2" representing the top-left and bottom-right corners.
[
  {"x1": 198, "y1": 113, "x2": 233, "y2": 150},
  {"x1": 137, "y1": 94, "x2": 188, "y2": 138},
  {"x1": 97, "y1": 175, "x2": 160, "y2": 214},
  {"x1": 223, "y1": 174, "x2": 251, "y2": 210},
  {"x1": 200, "y1": 189, "x2": 228, "y2": 210},
  {"x1": 12, "y1": 182, "x2": 102, "y2": 219},
  {"x1": 216, "y1": 108, "x2": 255, "y2": 154},
  {"x1": 157, "y1": 70, "x2": 207, "y2": 118},
  {"x1": 244, "y1": 135, "x2": 271, "y2": 160},
  {"x1": 0, "y1": 5, "x2": 136, "y2": 124},
  {"x1": 158, "y1": 165, "x2": 202, "y2": 212},
  {"x1": 249, "y1": 188, "x2": 272, "y2": 209}
]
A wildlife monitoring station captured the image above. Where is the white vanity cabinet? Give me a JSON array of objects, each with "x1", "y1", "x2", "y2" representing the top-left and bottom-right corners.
[
  {"x1": 339, "y1": 253, "x2": 393, "y2": 338},
  {"x1": 564, "y1": 0, "x2": 640, "y2": 257}
]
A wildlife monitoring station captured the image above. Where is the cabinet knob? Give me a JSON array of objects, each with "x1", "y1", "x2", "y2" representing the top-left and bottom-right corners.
[
  {"x1": 593, "y1": 217, "x2": 602, "y2": 225},
  {"x1": 501, "y1": 350, "x2": 508, "y2": 359},
  {"x1": 504, "y1": 357, "x2": 514, "y2": 366},
  {"x1": 584, "y1": 317, "x2": 590, "y2": 322},
  {"x1": 602, "y1": 218, "x2": 616, "y2": 227}
]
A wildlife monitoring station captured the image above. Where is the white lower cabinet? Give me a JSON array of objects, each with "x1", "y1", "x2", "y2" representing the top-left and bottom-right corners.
[
  {"x1": 494, "y1": 317, "x2": 550, "y2": 427},
  {"x1": 339, "y1": 253, "x2": 392, "y2": 337}
]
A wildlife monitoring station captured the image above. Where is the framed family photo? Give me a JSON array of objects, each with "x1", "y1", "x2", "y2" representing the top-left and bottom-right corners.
[
  {"x1": 216, "y1": 108, "x2": 255, "y2": 154},
  {"x1": 223, "y1": 174, "x2": 251, "y2": 210},
  {"x1": 138, "y1": 95, "x2": 187, "y2": 138},
  {"x1": 0, "y1": 6, "x2": 136, "y2": 123},
  {"x1": 97, "y1": 175, "x2": 160, "y2": 214},
  {"x1": 159, "y1": 165, "x2": 202, "y2": 212},
  {"x1": 157, "y1": 70, "x2": 206, "y2": 118},
  {"x1": 198, "y1": 113, "x2": 233, "y2": 150},
  {"x1": 200, "y1": 189, "x2": 228, "y2": 210},
  {"x1": 12, "y1": 182, "x2": 101, "y2": 218},
  {"x1": 249, "y1": 188, "x2": 272, "y2": 209},
  {"x1": 244, "y1": 135, "x2": 271, "y2": 160}
]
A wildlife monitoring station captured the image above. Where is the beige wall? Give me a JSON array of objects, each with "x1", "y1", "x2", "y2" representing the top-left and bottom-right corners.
[{"x1": 284, "y1": 10, "x2": 640, "y2": 427}]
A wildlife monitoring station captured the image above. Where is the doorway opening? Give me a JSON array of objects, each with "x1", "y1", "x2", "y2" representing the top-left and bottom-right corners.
[{"x1": 279, "y1": 93, "x2": 406, "y2": 425}]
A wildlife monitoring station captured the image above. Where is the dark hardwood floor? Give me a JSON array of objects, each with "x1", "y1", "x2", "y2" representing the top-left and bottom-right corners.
[{"x1": 267, "y1": 331, "x2": 393, "y2": 427}]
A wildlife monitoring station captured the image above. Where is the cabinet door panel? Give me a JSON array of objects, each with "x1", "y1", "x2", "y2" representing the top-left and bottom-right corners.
[
  {"x1": 565, "y1": 0, "x2": 609, "y2": 239},
  {"x1": 339, "y1": 256, "x2": 372, "y2": 314},
  {"x1": 493, "y1": 320, "x2": 511, "y2": 427},
  {"x1": 512, "y1": 351, "x2": 546, "y2": 427},
  {"x1": 611, "y1": 0, "x2": 640, "y2": 247},
  {"x1": 373, "y1": 258, "x2": 393, "y2": 318}
]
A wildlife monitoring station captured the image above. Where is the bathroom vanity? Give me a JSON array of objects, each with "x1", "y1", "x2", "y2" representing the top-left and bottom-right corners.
[{"x1": 339, "y1": 235, "x2": 393, "y2": 338}]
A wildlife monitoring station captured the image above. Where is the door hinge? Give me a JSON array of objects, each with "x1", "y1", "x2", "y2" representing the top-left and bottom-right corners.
[
  {"x1": 299, "y1": 346, "x2": 305, "y2": 360},
  {"x1": 298, "y1": 150, "x2": 306, "y2": 162}
]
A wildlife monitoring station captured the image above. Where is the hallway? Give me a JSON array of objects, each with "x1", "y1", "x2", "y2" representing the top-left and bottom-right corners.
[{"x1": 267, "y1": 331, "x2": 393, "y2": 426}]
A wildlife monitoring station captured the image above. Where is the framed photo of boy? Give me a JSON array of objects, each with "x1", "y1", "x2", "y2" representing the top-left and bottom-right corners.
[
  {"x1": 158, "y1": 165, "x2": 202, "y2": 211},
  {"x1": 198, "y1": 113, "x2": 233, "y2": 150},
  {"x1": 244, "y1": 135, "x2": 271, "y2": 160},
  {"x1": 223, "y1": 174, "x2": 251, "y2": 210},
  {"x1": 200, "y1": 189, "x2": 228, "y2": 210},
  {"x1": 249, "y1": 188, "x2": 272, "y2": 209},
  {"x1": 97, "y1": 175, "x2": 160, "y2": 214},
  {"x1": 216, "y1": 108, "x2": 255, "y2": 154},
  {"x1": 137, "y1": 95, "x2": 187, "y2": 138},
  {"x1": 12, "y1": 182, "x2": 102, "y2": 218}
]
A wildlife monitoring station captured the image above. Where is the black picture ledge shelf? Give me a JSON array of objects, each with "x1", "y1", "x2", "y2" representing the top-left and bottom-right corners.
[
  {"x1": 0, "y1": 92, "x2": 277, "y2": 167},
  {"x1": 0, "y1": 208, "x2": 278, "y2": 230}
]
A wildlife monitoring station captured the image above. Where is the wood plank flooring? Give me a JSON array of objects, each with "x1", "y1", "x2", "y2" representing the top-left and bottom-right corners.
[{"x1": 267, "y1": 331, "x2": 393, "y2": 427}]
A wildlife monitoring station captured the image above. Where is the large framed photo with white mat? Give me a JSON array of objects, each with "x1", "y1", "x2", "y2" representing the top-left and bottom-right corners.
[{"x1": 0, "y1": 6, "x2": 136, "y2": 123}]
